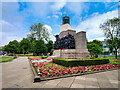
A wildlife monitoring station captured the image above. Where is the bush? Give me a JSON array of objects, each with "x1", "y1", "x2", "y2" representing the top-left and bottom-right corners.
[
  {"x1": 109, "y1": 61, "x2": 120, "y2": 65},
  {"x1": 50, "y1": 49, "x2": 54, "y2": 55},
  {"x1": 41, "y1": 56, "x2": 48, "y2": 59},
  {"x1": 95, "y1": 54, "x2": 98, "y2": 58},
  {"x1": 8, "y1": 53, "x2": 14, "y2": 56},
  {"x1": 53, "y1": 58, "x2": 110, "y2": 67},
  {"x1": 90, "y1": 57, "x2": 94, "y2": 59}
]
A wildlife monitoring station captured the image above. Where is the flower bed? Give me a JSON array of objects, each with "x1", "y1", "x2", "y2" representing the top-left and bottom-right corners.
[{"x1": 30, "y1": 58, "x2": 120, "y2": 80}]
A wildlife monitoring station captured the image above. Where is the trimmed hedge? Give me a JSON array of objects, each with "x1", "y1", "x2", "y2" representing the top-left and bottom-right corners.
[
  {"x1": 41, "y1": 56, "x2": 48, "y2": 59},
  {"x1": 53, "y1": 58, "x2": 110, "y2": 67}
]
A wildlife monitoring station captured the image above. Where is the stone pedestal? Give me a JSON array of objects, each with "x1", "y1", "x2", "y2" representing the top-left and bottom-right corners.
[
  {"x1": 53, "y1": 30, "x2": 90, "y2": 59},
  {"x1": 75, "y1": 31, "x2": 87, "y2": 49},
  {"x1": 74, "y1": 31, "x2": 90, "y2": 59},
  {"x1": 59, "y1": 30, "x2": 76, "y2": 39},
  {"x1": 52, "y1": 50, "x2": 61, "y2": 58},
  {"x1": 60, "y1": 24, "x2": 72, "y2": 32}
]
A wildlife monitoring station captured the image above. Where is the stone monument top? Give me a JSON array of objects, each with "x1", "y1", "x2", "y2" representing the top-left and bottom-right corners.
[{"x1": 60, "y1": 11, "x2": 72, "y2": 32}]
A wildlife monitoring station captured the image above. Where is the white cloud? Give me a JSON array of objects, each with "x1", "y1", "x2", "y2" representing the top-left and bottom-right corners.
[
  {"x1": 76, "y1": 9, "x2": 118, "y2": 41},
  {"x1": 52, "y1": 15, "x2": 59, "y2": 18},
  {"x1": 1, "y1": 32, "x2": 23, "y2": 46},
  {"x1": 50, "y1": 34, "x2": 56, "y2": 42},
  {"x1": 0, "y1": 20, "x2": 13, "y2": 27},
  {"x1": 43, "y1": 24, "x2": 52, "y2": 34},
  {"x1": 55, "y1": 12, "x2": 62, "y2": 15},
  {"x1": 88, "y1": 37, "x2": 106, "y2": 42},
  {"x1": 51, "y1": 0, "x2": 66, "y2": 11},
  {"x1": 26, "y1": 2, "x2": 52, "y2": 17},
  {"x1": 47, "y1": 16, "x2": 51, "y2": 19},
  {"x1": 1, "y1": 19, "x2": 27, "y2": 46},
  {"x1": 42, "y1": 25, "x2": 56, "y2": 43},
  {"x1": 66, "y1": 2, "x2": 88, "y2": 15}
]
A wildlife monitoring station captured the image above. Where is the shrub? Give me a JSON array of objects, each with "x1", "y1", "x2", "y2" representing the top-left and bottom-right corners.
[
  {"x1": 41, "y1": 56, "x2": 48, "y2": 59},
  {"x1": 53, "y1": 58, "x2": 110, "y2": 67},
  {"x1": 109, "y1": 61, "x2": 120, "y2": 65},
  {"x1": 90, "y1": 57, "x2": 94, "y2": 59},
  {"x1": 95, "y1": 54, "x2": 98, "y2": 58},
  {"x1": 50, "y1": 49, "x2": 54, "y2": 55}
]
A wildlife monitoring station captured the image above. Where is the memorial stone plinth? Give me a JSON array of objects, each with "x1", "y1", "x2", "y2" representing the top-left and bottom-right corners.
[{"x1": 53, "y1": 13, "x2": 90, "y2": 59}]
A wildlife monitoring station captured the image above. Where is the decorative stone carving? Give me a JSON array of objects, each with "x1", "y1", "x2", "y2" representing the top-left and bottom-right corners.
[{"x1": 54, "y1": 34, "x2": 75, "y2": 49}]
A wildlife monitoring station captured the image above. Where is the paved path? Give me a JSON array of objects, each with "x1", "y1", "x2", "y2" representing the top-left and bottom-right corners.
[{"x1": 2, "y1": 57, "x2": 119, "y2": 89}]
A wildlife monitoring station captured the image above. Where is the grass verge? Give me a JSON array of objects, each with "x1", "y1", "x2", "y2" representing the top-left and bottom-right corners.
[
  {"x1": 29, "y1": 56, "x2": 41, "y2": 59},
  {"x1": 0, "y1": 57, "x2": 17, "y2": 62}
]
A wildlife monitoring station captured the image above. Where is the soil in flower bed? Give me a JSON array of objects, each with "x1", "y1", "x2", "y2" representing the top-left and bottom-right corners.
[{"x1": 31, "y1": 58, "x2": 120, "y2": 79}]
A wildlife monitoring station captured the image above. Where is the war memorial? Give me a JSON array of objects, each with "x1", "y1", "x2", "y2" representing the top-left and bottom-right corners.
[{"x1": 53, "y1": 13, "x2": 90, "y2": 59}]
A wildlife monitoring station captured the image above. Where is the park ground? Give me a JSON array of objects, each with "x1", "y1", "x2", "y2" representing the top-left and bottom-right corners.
[{"x1": 1, "y1": 57, "x2": 120, "y2": 89}]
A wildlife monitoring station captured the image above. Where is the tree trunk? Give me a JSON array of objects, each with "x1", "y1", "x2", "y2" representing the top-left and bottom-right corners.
[{"x1": 115, "y1": 48, "x2": 117, "y2": 59}]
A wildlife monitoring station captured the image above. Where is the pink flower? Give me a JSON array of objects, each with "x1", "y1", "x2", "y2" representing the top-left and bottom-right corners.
[{"x1": 86, "y1": 68, "x2": 89, "y2": 71}]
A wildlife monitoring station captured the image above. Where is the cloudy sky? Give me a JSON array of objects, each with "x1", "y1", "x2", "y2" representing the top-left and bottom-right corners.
[{"x1": 0, "y1": 0, "x2": 119, "y2": 46}]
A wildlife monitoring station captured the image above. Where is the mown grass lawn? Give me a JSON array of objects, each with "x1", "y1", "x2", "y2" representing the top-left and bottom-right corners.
[
  {"x1": 100, "y1": 56, "x2": 120, "y2": 65},
  {"x1": 0, "y1": 57, "x2": 16, "y2": 62},
  {"x1": 15, "y1": 53, "x2": 33, "y2": 56},
  {"x1": 29, "y1": 56, "x2": 41, "y2": 59}
]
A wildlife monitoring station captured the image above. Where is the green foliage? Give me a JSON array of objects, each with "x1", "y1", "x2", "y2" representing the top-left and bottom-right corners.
[
  {"x1": 90, "y1": 57, "x2": 94, "y2": 59},
  {"x1": 41, "y1": 56, "x2": 48, "y2": 59},
  {"x1": 100, "y1": 17, "x2": 120, "y2": 59},
  {"x1": 20, "y1": 38, "x2": 30, "y2": 54},
  {"x1": 33, "y1": 40, "x2": 48, "y2": 56},
  {"x1": 29, "y1": 56, "x2": 41, "y2": 59},
  {"x1": 3, "y1": 40, "x2": 19, "y2": 54},
  {"x1": 53, "y1": 58, "x2": 109, "y2": 67},
  {"x1": 3, "y1": 22, "x2": 53, "y2": 55},
  {"x1": 28, "y1": 22, "x2": 49, "y2": 41},
  {"x1": 1, "y1": 57, "x2": 17, "y2": 62},
  {"x1": 87, "y1": 40, "x2": 103, "y2": 58},
  {"x1": 109, "y1": 61, "x2": 119, "y2": 65},
  {"x1": 47, "y1": 40, "x2": 54, "y2": 53},
  {"x1": 50, "y1": 48, "x2": 54, "y2": 55}
]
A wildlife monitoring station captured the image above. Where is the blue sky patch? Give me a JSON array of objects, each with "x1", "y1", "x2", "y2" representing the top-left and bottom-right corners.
[{"x1": 1, "y1": 1, "x2": 118, "y2": 46}]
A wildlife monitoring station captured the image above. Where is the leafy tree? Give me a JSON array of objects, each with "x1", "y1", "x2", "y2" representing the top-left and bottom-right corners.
[
  {"x1": 92, "y1": 40, "x2": 103, "y2": 47},
  {"x1": 33, "y1": 40, "x2": 48, "y2": 56},
  {"x1": 47, "y1": 40, "x2": 54, "y2": 53},
  {"x1": 3, "y1": 40, "x2": 19, "y2": 54},
  {"x1": 87, "y1": 40, "x2": 103, "y2": 58},
  {"x1": 20, "y1": 38, "x2": 30, "y2": 54},
  {"x1": 27, "y1": 34, "x2": 36, "y2": 53},
  {"x1": 10, "y1": 40, "x2": 20, "y2": 53},
  {"x1": 28, "y1": 22, "x2": 49, "y2": 41},
  {"x1": 50, "y1": 48, "x2": 54, "y2": 55},
  {"x1": 100, "y1": 17, "x2": 120, "y2": 59},
  {"x1": 27, "y1": 34, "x2": 36, "y2": 43}
]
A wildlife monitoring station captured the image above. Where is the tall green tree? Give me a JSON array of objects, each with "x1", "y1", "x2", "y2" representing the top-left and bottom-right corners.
[
  {"x1": 28, "y1": 22, "x2": 49, "y2": 41},
  {"x1": 92, "y1": 40, "x2": 103, "y2": 47},
  {"x1": 47, "y1": 40, "x2": 54, "y2": 53},
  {"x1": 3, "y1": 40, "x2": 19, "y2": 54},
  {"x1": 100, "y1": 17, "x2": 120, "y2": 59},
  {"x1": 20, "y1": 38, "x2": 30, "y2": 54},
  {"x1": 33, "y1": 40, "x2": 48, "y2": 56},
  {"x1": 87, "y1": 40, "x2": 103, "y2": 58}
]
